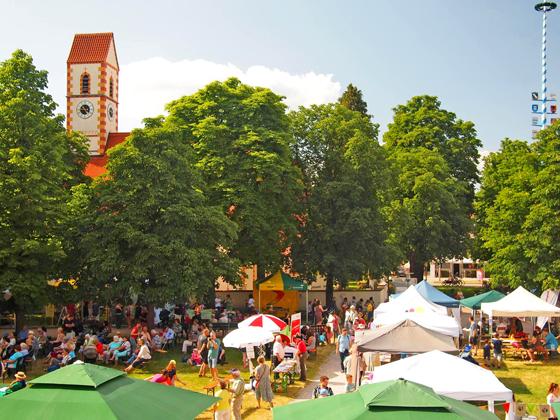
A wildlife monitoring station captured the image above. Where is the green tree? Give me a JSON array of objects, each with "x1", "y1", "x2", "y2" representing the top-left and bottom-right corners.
[
  {"x1": 0, "y1": 50, "x2": 88, "y2": 331},
  {"x1": 389, "y1": 147, "x2": 471, "y2": 282},
  {"x1": 475, "y1": 130, "x2": 560, "y2": 290},
  {"x1": 384, "y1": 95, "x2": 481, "y2": 207},
  {"x1": 73, "y1": 126, "x2": 240, "y2": 307},
  {"x1": 384, "y1": 96, "x2": 479, "y2": 280},
  {"x1": 165, "y1": 78, "x2": 302, "y2": 280},
  {"x1": 290, "y1": 104, "x2": 394, "y2": 306},
  {"x1": 338, "y1": 83, "x2": 369, "y2": 116}
]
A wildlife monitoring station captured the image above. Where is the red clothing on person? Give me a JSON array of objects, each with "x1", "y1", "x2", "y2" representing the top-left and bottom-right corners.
[
  {"x1": 297, "y1": 339, "x2": 307, "y2": 354},
  {"x1": 131, "y1": 325, "x2": 140, "y2": 340}
]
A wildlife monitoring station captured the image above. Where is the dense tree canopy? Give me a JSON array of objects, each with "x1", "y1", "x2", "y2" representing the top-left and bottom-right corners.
[
  {"x1": 384, "y1": 96, "x2": 479, "y2": 280},
  {"x1": 289, "y1": 103, "x2": 394, "y2": 305},
  {"x1": 476, "y1": 125, "x2": 560, "y2": 290},
  {"x1": 165, "y1": 78, "x2": 302, "y2": 279},
  {"x1": 338, "y1": 83, "x2": 369, "y2": 116},
  {"x1": 0, "y1": 50, "x2": 88, "y2": 329},
  {"x1": 384, "y1": 95, "x2": 481, "y2": 207},
  {"x1": 72, "y1": 126, "x2": 240, "y2": 305}
]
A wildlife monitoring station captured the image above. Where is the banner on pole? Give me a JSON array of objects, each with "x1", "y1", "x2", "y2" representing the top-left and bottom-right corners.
[{"x1": 290, "y1": 313, "x2": 301, "y2": 341}]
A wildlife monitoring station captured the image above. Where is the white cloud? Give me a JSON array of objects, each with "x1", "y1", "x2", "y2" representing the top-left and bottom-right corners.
[{"x1": 118, "y1": 57, "x2": 341, "y2": 131}]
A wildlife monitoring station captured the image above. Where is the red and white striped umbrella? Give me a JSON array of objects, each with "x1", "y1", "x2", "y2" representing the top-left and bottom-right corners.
[{"x1": 238, "y1": 314, "x2": 287, "y2": 332}]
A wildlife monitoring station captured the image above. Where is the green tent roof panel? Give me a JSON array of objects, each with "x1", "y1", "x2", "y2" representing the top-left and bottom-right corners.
[
  {"x1": 2, "y1": 363, "x2": 218, "y2": 420},
  {"x1": 460, "y1": 290, "x2": 505, "y2": 310},
  {"x1": 30, "y1": 362, "x2": 124, "y2": 388}
]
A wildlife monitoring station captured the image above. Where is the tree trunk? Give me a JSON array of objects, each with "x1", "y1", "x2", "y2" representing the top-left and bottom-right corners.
[
  {"x1": 325, "y1": 274, "x2": 335, "y2": 309},
  {"x1": 15, "y1": 304, "x2": 25, "y2": 335},
  {"x1": 146, "y1": 304, "x2": 155, "y2": 329},
  {"x1": 204, "y1": 286, "x2": 216, "y2": 308},
  {"x1": 256, "y1": 264, "x2": 266, "y2": 282},
  {"x1": 409, "y1": 253, "x2": 425, "y2": 283}
]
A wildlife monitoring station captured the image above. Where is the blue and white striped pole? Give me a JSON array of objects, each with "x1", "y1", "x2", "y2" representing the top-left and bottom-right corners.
[
  {"x1": 542, "y1": 6, "x2": 549, "y2": 127},
  {"x1": 536, "y1": 2, "x2": 557, "y2": 129}
]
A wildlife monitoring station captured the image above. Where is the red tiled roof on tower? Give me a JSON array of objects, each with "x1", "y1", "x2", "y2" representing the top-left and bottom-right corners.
[
  {"x1": 68, "y1": 33, "x2": 117, "y2": 66},
  {"x1": 83, "y1": 132, "x2": 130, "y2": 178}
]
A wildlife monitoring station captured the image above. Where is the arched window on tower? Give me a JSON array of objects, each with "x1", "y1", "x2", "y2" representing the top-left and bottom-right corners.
[
  {"x1": 80, "y1": 73, "x2": 90, "y2": 94},
  {"x1": 109, "y1": 77, "x2": 114, "y2": 98}
]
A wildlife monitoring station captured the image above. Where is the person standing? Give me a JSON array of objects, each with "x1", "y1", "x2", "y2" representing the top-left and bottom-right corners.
[
  {"x1": 255, "y1": 356, "x2": 274, "y2": 409},
  {"x1": 468, "y1": 316, "x2": 479, "y2": 355},
  {"x1": 208, "y1": 331, "x2": 221, "y2": 380},
  {"x1": 336, "y1": 328, "x2": 351, "y2": 372},
  {"x1": 198, "y1": 328, "x2": 210, "y2": 378},
  {"x1": 314, "y1": 300, "x2": 324, "y2": 325},
  {"x1": 227, "y1": 369, "x2": 245, "y2": 420},
  {"x1": 345, "y1": 305, "x2": 357, "y2": 331},
  {"x1": 214, "y1": 380, "x2": 230, "y2": 420},
  {"x1": 272, "y1": 335, "x2": 284, "y2": 379},
  {"x1": 296, "y1": 335, "x2": 307, "y2": 381},
  {"x1": 547, "y1": 382, "x2": 560, "y2": 420}
]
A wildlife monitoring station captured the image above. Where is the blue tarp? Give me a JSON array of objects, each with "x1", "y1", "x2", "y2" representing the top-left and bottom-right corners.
[{"x1": 415, "y1": 280, "x2": 459, "y2": 308}]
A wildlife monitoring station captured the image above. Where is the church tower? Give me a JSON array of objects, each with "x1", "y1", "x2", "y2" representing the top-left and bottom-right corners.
[{"x1": 67, "y1": 33, "x2": 119, "y2": 155}]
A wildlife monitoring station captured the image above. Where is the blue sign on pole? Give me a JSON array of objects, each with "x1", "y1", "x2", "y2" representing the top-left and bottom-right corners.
[{"x1": 532, "y1": 104, "x2": 540, "y2": 113}]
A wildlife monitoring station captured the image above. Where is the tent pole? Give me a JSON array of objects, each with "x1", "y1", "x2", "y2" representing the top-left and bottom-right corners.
[
  {"x1": 259, "y1": 288, "x2": 261, "y2": 313},
  {"x1": 306, "y1": 289, "x2": 309, "y2": 324}
]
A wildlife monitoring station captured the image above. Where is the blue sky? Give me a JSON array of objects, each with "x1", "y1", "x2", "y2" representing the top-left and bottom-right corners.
[{"x1": 2, "y1": 0, "x2": 558, "y2": 151}]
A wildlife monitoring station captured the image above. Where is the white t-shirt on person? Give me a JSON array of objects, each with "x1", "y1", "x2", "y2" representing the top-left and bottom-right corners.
[{"x1": 137, "y1": 344, "x2": 151, "y2": 360}]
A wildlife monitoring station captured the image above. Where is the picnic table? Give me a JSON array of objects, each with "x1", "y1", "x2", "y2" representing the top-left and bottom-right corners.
[
  {"x1": 501, "y1": 338, "x2": 529, "y2": 360},
  {"x1": 272, "y1": 359, "x2": 299, "y2": 393}
]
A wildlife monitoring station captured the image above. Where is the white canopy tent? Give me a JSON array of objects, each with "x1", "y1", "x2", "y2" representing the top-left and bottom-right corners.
[
  {"x1": 481, "y1": 286, "x2": 560, "y2": 318},
  {"x1": 372, "y1": 312, "x2": 460, "y2": 337},
  {"x1": 367, "y1": 350, "x2": 513, "y2": 414},
  {"x1": 373, "y1": 285, "x2": 460, "y2": 337},
  {"x1": 375, "y1": 285, "x2": 448, "y2": 317}
]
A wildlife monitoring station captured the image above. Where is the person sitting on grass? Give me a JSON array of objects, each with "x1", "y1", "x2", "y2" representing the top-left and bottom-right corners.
[
  {"x1": 149, "y1": 360, "x2": 187, "y2": 387},
  {"x1": 186, "y1": 348, "x2": 203, "y2": 366},
  {"x1": 110, "y1": 336, "x2": 131, "y2": 365},
  {"x1": 124, "y1": 338, "x2": 151, "y2": 373},
  {"x1": 313, "y1": 376, "x2": 334, "y2": 398},
  {"x1": 103, "y1": 336, "x2": 122, "y2": 364},
  {"x1": 0, "y1": 371, "x2": 26, "y2": 396}
]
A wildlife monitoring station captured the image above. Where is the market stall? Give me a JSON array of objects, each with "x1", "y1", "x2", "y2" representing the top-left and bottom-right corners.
[
  {"x1": 375, "y1": 285, "x2": 448, "y2": 318},
  {"x1": 481, "y1": 286, "x2": 560, "y2": 318},
  {"x1": 415, "y1": 280, "x2": 459, "y2": 308},
  {"x1": 365, "y1": 350, "x2": 512, "y2": 414},
  {"x1": 356, "y1": 319, "x2": 458, "y2": 353},
  {"x1": 255, "y1": 271, "x2": 308, "y2": 321}
]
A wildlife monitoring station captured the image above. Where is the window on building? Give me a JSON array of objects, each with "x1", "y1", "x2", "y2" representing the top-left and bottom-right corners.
[
  {"x1": 81, "y1": 73, "x2": 90, "y2": 94},
  {"x1": 109, "y1": 77, "x2": 114, "y2": 98}
]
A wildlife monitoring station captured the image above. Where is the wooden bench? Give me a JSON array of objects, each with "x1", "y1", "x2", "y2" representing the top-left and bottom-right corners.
[{"x1": 203, "y1": 381, "x2": 220, "y2": 396}]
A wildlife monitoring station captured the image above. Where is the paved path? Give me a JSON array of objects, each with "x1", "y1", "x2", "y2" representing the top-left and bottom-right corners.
[{"x1": 293, "y1": 350, "x2": 346, "y2": 402}]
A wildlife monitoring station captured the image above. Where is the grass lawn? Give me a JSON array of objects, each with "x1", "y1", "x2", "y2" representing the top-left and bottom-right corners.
[
  {"x1": 130, "y1": 345, "x2": 331, "y2": 419},
  {"x1": 22, "y1": 344, "x2": 331, "y2": 420},
  {"x1": 490, "y1": 356, "x2": 560, "y2": 417}
]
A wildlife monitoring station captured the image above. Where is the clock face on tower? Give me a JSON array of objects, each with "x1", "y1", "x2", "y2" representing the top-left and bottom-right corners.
[
  {"x1": 107, "y1": 103, "x2": 115, "y2": 121},
  {"x1": 77, "y1": 100, "x2": 94, "y2": 119}
]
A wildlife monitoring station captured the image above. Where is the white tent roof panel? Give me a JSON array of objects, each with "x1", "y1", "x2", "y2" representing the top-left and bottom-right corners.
[
  {"x1": 481, "y1": 286, "x2": 560, "y2": 318},
  {"x1": 368, "y1": 350, "x2": 512, "y2": 402}
]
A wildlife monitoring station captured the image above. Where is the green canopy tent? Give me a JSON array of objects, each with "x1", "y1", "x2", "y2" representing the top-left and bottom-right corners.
[
  {"x1": 460, "y1": 290, "x2": 505, "y2": 310},
  {"x1": 0, "y1": 363, "x2": 218, "y2": 419},
  {"x1": 273, "y1": 378, "x2": 498, "y2": 420}
]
